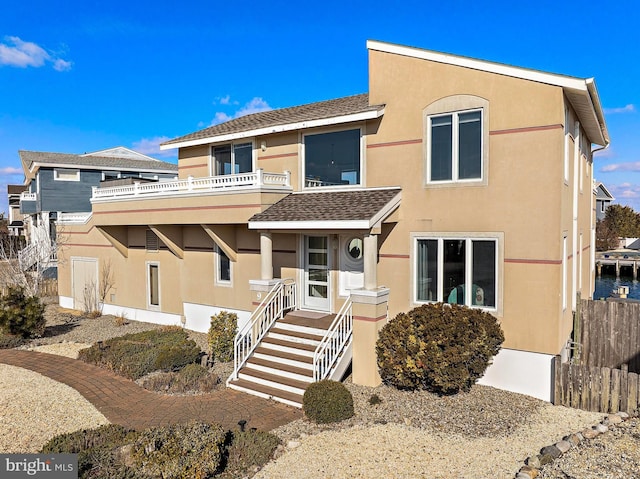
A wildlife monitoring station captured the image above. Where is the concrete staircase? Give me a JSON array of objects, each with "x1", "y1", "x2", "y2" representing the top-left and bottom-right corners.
[{"x1": 227, "y1": 311, "x2": 336, "y2": 408}]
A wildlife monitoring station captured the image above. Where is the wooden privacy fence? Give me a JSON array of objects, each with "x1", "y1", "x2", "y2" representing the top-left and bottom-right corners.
[
  {"x1": 553, "y1": 299, "x2": 640, "y2": 414},
  {"x1": 553, "y1": 356, "x2": 639, "y2": 414},
  {"x1": 578, "y1": 299, "x2": 640, "y2": 372},
  {"x1": 0, "y1": 279, "x2": 58, "y2": 297}
]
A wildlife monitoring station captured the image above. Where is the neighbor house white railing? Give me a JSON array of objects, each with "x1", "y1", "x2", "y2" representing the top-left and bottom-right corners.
[
  {"x1": 57, "y1": 212, "x2": 92, "y2": 224},
  {"x1": 313, "y1": 297, "x2": 353, "y2": 382},
  {"x1": 18, "y1": 224, "x2": 56, "y2": 270},
  {"x1": 92, "y1": 169, "x2": 292, "y2": 202},
  {"x1": 229, "y1": 279, "x2": 297, "y2": 382}
]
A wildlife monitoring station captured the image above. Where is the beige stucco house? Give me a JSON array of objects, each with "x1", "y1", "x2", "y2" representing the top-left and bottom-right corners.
[{"x1": 57, "y1": 40, "x2": 609, "y2": 406}]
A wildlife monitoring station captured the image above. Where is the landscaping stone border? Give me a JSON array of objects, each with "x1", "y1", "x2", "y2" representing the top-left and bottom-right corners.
[{"x1": 513, "y1": 411, "x2": 632, "y2": 478}]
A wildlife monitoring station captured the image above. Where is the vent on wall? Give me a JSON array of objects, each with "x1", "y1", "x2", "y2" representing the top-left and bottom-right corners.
[{"x1": 146, "y1": 229, "x2": 159, "y2": 252}]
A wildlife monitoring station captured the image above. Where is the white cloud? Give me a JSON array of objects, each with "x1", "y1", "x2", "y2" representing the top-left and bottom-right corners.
[
  {"x1": 209, "y1": 97, "x2": 272, "y2": 126},
  {"x1": 131, "y1": 136, "x2": 176, "y2": 159},
  {"x1": 53, "y1": 58, "x2": 73, "y2": 72},
  {"x1": 604, "y1": 104, "x2": 636, "y2": 114},
  {"x1": 213, "y1": 112, "x2": 232, "y2": 124},
  {"x1": 219, "y1": 95, "x2": 231, "y2": 105},
  {"x1": 0, "y1": 166, "x2": 23, "y2": 176},
  {"x1": 0, "y1": 36, "x2": 72, "y2": 71},
  {"x1": 601, "y1": 162, "x2": 640, "y2": 173}
]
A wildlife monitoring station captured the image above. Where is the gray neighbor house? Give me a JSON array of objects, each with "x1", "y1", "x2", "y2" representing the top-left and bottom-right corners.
[
  {"x1": 595, "y1": 182, "x2": 615, "y2": 221},
  {"x1": 13, "y1": 147, "x2": 178, "y2": 271}
]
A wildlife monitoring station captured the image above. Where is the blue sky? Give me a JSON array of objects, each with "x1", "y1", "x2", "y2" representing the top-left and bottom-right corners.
[{"x1": 1, "y1": 0, "x2": 638, "y2": 215}]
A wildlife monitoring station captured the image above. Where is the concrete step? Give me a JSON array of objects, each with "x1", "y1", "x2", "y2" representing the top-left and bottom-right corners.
[
  {"x1": 239, "y1": 367, "x2": 309, "y2": 395},
  {"x1": 261, "y1": 337, "x2": 316, "y2": 356},
  {"x1": 253, "y1": 346, "x2": 314, "y2": 369},
  {"x1": 246, "y1": 356, "x2": 314, "y2": 382},
  {"x1": 228, "y1": 378, "x2": 303, "y2": 408}
]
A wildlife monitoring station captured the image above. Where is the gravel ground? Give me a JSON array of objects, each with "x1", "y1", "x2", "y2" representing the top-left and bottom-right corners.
[
  {"x1": 0, "y1": 364, "x2": 109, "y2": 453},
  {"x1": 259, "y1": 384, "x2": 605, "y2": 479},
  {"x1": 1, "y1": 302, "x2": 639, "y2": 478}
]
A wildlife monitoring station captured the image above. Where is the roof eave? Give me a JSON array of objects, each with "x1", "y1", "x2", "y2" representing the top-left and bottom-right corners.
[
  {"x1": 160, "y1": 107, "x2": 386, "y2": 150},
  {"x1": 26, "y1": 161, "x2": 177, "y2": 174}
]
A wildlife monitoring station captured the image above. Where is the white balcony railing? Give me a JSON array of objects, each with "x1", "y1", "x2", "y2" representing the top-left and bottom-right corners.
[
  {"x1": 20, "y1": 192, "x2": 37, "y2": 201},
  {"x1": 92, "y1": 169, "x2": 292, "y2": 202},
  {"x1": 57, "y1": 212, "x2": 92, "y2": 224}
]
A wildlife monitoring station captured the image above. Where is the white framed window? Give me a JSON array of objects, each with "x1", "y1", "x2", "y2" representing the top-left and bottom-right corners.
[
  {"x1": 562, "y1": 235, "x2": 568, "y2": 311},
  {"x1": 579, "y1": 233, "x2": 583, "y2": 290},
  {"x1": 215, "y1": 246, "x2": 232, "y2": 285},
  {"x1": 212, "y1": 142, "x2": 253, "y2": 176},
  {"x1": 302, "y1": 128, "x2": 362, "y2": 188},
  {"x1": 413, "y1": 235, "x2": 498, "y2": 310},
  {"x1": 427, "y1": 110, "x2": 483, "y2": 183},
  {"x1": 54, "y1": 168, "x2": 80, "y2": 181},
  {"x1": 102, "y1": 171, "x2": 121, "y2": 181},
  {"x1": 147, "y1": 261, "x2": 160, "y2": 310}
]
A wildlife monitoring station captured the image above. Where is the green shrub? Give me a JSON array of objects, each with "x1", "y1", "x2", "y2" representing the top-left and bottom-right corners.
[
  {"x1": 303, "y1": 380, "x2": 354, "y2": 424},
  {"x1": 208, "y1": 311, "x2": 237, "y2": 363},
  {"x1": 141, "y1": 364, "x2": 220, "y2": 394},
  {"x1": 131, "y1": 421, "x2": 225, "y2": 479},
  {"x1": 41, "y1": 424, "x2": 136, "y2": 454},
  {"x1": 0, "y1": 287, "x2": 45, "y2": 338},
  {"x1": 78, "y1": 327, "x2": 201, "y2": 380},
  {"x1": 368, "y1": 394, "x2": 382, "y2": 406},
  {"x1": 224, "y1": 430, "x2": 281, "y2": 475},
  {"x1": 41, "y1": 424, "x2": 142, "y2": 479},
  {"x1": 376, "y1": 302, "x2": 504, "y2": 395}
]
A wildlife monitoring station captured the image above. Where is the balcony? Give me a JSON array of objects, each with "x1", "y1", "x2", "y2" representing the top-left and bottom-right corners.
[
  {"x1": 88, "y1": 169, "x2": 293, "y2": 227},
  {"x1": 91, "y1": 169, "x2": 292, "y2": 203},
  {"x1": 57, "y1": 212, "x2": 92, "y2": 224}
]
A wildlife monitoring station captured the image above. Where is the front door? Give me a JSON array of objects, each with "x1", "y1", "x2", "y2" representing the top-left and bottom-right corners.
[{"x1": 303, "y1": 235, "x2": 330, "y2": 311}]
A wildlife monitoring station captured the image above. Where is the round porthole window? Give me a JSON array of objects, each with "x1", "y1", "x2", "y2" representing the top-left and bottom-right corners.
[{"x1": 346, "y1": 238, "x2": 363, "y2": 260}]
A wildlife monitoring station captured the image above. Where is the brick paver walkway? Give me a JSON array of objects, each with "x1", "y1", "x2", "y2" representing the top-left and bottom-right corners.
[{"x1": 0, "y1": 349, "x2": 302, "y2": 431}]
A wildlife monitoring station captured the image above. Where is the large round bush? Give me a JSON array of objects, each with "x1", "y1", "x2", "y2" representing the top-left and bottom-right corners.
[
  {"x1": 376, "y1": 303, "x2": 504, "y2": 395},
  {"x1": 303, "y1": 380, "x2": 354, "y2": 423}
]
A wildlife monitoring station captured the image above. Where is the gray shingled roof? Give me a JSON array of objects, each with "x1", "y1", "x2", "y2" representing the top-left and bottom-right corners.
[
  {"x1": 163, "y1": 93, "x2": 383, "y2": 146},
  {"x1": 19, "y1": 150, "x2": 178, "y2": 173},
  {"x1": 249, "y1": 188, "x2": 401, "y2": 223}
]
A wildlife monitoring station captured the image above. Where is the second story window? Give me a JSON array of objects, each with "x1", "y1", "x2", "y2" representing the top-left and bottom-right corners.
[
  {"x1": 428, "y1": 110, "x2": 482, "y2": 182},
  {"x1": 212, "y1": 143, "x2": 252, "y2": 176},
  {"x1": 304, "y1": 128, "x2": 361, "y2": 188},
  {"x1": 54, "y1": 168, "x2": 80, "y2": 181}
]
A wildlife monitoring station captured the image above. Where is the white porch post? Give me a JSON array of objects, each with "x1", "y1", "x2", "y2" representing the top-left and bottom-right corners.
[
  {"x1": 363, "y1": 233, "x2": 378, "y2": 290},
  {"x1": 260, "y1": 232, "x2": 273, "y2": 280}
]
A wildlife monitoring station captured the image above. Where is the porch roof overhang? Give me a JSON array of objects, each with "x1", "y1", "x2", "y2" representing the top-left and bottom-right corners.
[{"x1": 247, "y1": 187, "x2": 401, "y2": 230}]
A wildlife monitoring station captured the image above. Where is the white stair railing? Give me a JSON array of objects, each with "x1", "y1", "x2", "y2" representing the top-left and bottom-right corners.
[
  {"x1": 230, "y1": 279, "x2": 296, "y2": 382},
  {"x1": 313, "y1": 298, "x2": 353, "y2": 382}
]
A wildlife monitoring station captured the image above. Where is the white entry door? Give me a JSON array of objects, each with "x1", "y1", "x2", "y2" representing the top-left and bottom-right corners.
[{"x1": 303, "y1": 235, "x2": 331, "y2": 311}]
